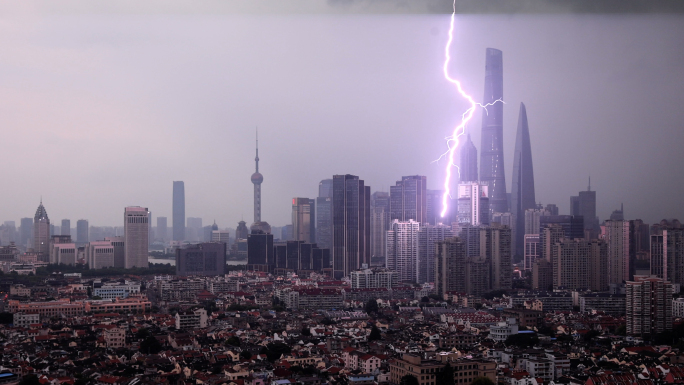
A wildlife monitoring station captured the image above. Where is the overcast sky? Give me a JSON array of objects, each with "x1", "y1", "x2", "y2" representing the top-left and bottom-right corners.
[{"x1": 1, "y1": 1, "x2": 683, "y2": 228}]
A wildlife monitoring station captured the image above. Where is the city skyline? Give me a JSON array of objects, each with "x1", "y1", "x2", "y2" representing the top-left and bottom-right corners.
[{"x1": 1, "y1": 7, "x2": 683, "y2": 227}]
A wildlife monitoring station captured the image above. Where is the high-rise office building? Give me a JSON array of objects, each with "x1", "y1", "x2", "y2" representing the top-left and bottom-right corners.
[
  {"x1": 488, "y1": 224, "x2": 512, "y2": 290},
  {"x1": 124, "y1": 206, "x2": 149, "y2": 269},
  {"x1": 650, "y1": 219, "x2": 684, "y2": 285},
  {"x1": 511, "y1": 102, "x2": 536, "y2": 258},
  {"x1": 456, "y1": 182, "x2": 490, "y2": 226},
  {"x1": 316, "y1": 180, "x2": 333, "y2": 250},
  {"x1": 386, "y1": 219, "x2": 420, "y2": 282},
  {"x1": 417, "y1": 223, "x2": 453, "y2": 284},
  {"x1": 292, "y1": 198, "x2": 314, "y2": 243},
  {"x1": 76, "y1": 219, "x2": 89, "y2": 246},
  {"x1": 20, "y1": 217, "x2": 33, "y2": 250},
  {"x1": 247, "y1": 230, "x2": 273, "y2": 272},
  {"x1": 480, "y1": 48, "x2": 508, "y2": 214},
  {"x1": 173, "y1": 181, "x2": 185, "y2": 241},
  {"x1": 61, "y1": 219, "x2": 71, "y2": 237},
  {"x1": 370, "y1": 191, "x2": 390, "y2": 261},
  {"x1": 157, "y1": 217, "x2": 168, "y2": 241},
  {"x1": 86, "y1": 240, "x2": 115, "y2": 269},
  {"x1": 570, "y1": 179, "x2": 599, "y2": 237},
  {"x1": 605, "y1": 220, "x2": 630, "y2": 286},
  {"x1": 539, "y1": 224, "x2": 565, "y2": 264},
  {"x1": 425, "y1": 189, "x2": 443, "y2": 226},
  {"x1": 176, "y1": 242, "x2": 226, "y2": 277},
  {"x1": 49, "y1": 235, "x2": 76, "y2": 265},
  {"x1": 630, "y1": 219, "x2": 650, "y2": 266},
  {"x1": 545, "y1": 204, "x2": 559, "y2": 216},
  {"x1": 435, "y1": 237, "x2": 467, "y2": 297},
  {"x1": 332, "y1": 174, "x2": 370, "y2": 279},
  {"x1": 33, "y1": 200, "x2": 50, "y2": 260},
  {"x1": 459, "y1": 134, "x2": 478, "y2": 183},
  {"x1": 626, "y1": 276, "x2": 672, "y2": 336},
  {"x1": 539, "y1": 215, "x2": 584, "y2": 241},
  {"x1": 389, "y1": 175, "x2": 427, "y2": 224}
]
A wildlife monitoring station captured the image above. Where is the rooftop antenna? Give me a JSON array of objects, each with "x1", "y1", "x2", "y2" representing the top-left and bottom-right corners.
[{"x1": 588, "y1": 176, "x2": 591, "y2": 191}]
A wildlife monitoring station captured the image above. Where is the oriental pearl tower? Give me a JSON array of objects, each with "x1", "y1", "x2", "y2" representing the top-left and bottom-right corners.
[{"x1": 250, "y1": 129, "x2": 271, "y2": 234}]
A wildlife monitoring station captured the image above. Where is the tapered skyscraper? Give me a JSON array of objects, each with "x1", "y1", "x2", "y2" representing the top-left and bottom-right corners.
[
  {"x1": 511, "y1": 103, "x2": 536, "y2": 258},
  {"x1": 251, "y1": 131, "x2": 263, "y2": 224},
  {"x1": 459, "y1": 134, "x2": 478, "y2": 183},
  {"x1": 480, "y1": 48, "x2": 508, "y2": 214}
]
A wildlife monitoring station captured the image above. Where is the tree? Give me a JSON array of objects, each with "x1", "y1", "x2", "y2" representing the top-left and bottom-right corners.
[
  {"x1": 240, "y1": 350, "x2": 253, "y2": 360},
  {"x1": 139, "y1": 335, "x2": 163, "y2": 354},
  {"x1": 368, "y1": 326, "x2": 382, "y2": 341},
  {"x1": 365, "y1": 299, "x2": 379, "y2": 314},
  {"x1": 436, "y1": 363, "x2": 455, "y2": 385},
  {"x1": 265, "y1": 341, "x2": 291, "y2": 362},
  {"x1": 18, "y1": 375, "x2": 41, "y2": 385},
  {"x1": 400, "y1": 374, "x2": 419, "y2": 385},
  {"x1": 301, "y1": 327, "x2": 312, "y2": 337},
  {"x1": 0, "y1": 313, "x2": 13, "y2": 325},
  {"x1": 471, "y1": 376, "x2": 495, "y2": 385},
  {"x1": 505, "y1": 332, "x2": 539, "y2": 348},
  {"x1": 226, "y1": 336, "x2": 241, "y2": 347},
  {"x1": 616, "y1": 324, "x2": 627, "y2": 336}
]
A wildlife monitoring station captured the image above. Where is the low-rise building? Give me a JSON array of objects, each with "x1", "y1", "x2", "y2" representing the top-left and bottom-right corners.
[
  {"x1": 13, "y1": 312, "x2": 39, "y2": 328},
  {"x1": 175, "y1": 308, "x2": 208, "y2": 330},
  {"x1": 104, "y1": 327, "x2": 126, "y2": 349},
  {"x1": 490, "y1": 318, "x2": 519, "y2": 342},
  {"x1": 579, "y1": 293, "x2": 626, "y2": 316},
  {"x1": 93, "y1": 280, "x2": 141, "y2": 299}
]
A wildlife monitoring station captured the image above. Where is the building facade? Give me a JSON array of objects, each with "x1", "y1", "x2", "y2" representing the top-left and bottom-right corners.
[
  {"x1": 389, "y1": 175, "x2": 427, "y2": 224},
  {"x1": 511, "y1": 102, "x2": 536, "y2": 259},
  {"x1": 626, "y1": 276, "x2": 672, "y2": 336},
  {"x1": 332, "y1": 174, "x2": 370, "y2": 279},
  {"x1": 386, "y1": 220, "x2": 420, "y2": 283},
  {"x1": 124, "y1": 206, "x2": 149, "y2": 269}
]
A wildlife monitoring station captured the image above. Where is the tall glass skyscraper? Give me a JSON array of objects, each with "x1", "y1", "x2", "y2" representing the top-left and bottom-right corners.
[
  {"x1": 480, "y1": 48, "x2": 508, "y2": 214},
  {"x1": 332, "y1": 174, "x2": 370, "y2": 279},
  {"x1": 316, "y1": 179, "x2": 333, "y2": 250},
  {"x1": 511, "y1": 102, "x2": 536, "y2": 258},
  {"x1": 172, "y1": 181, "x2": 185, "y2": 241},
  {"x1": 389, "y1": 175, "x2": 427, "y2": 224}
]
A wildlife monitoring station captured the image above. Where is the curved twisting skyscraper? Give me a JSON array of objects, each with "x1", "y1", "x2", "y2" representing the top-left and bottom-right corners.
[
  {"x1": 480, "y1": 48, "x2": 508, "y2": 215},
  {"x1": 511, "y1": 102, "x2": 536, "y2": 258}
]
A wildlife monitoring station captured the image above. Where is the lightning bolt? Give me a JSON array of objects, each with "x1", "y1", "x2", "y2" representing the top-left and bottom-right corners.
[{"x1": 439, "y1": 0, "x2": 502, "y2": 218}]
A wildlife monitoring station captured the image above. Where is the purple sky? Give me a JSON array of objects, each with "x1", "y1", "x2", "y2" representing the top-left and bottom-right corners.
[{"x1": 1, "y1": 1, "x2": 683, "y2": 228}]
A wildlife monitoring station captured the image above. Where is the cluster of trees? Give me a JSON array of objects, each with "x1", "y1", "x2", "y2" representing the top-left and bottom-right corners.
[
  {"x1": 400, "y1": 372, "x2": 494, "y2": 385},
  {"x1": 36, "y1": 263, "x2": 175, "y2": 277}
]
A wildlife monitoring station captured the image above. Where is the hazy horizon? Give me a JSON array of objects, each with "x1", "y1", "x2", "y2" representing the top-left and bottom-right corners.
[{"x1": 2, "y1": 2, "x2": 683, "y2": 228}]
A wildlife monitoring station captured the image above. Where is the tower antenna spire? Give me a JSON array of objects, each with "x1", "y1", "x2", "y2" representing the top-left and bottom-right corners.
[
  {"x1": 588, "y1": 176, "x2": 591, "y2": 191},
  {"x1": 255, "y1": 127, "x2": 259, "y2": 173}
]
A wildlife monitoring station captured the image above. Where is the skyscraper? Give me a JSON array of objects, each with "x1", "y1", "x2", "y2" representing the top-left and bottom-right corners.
[
  {"x1": 456, "y1": 182, "x2": 490, "y2": 226},
  {"x1": 370, "y1": 191, "x2": 390, "y2": 261},
  {"x1": 480, "y1": 48, "x2": 508, "y2": 214},
  {"x1": 173, "y1": 181, "x2": 185, "y2": 241},
  {"x1": 417, "y1": 223, "x2": 453, "y2": 284},
  {"x1": 459, "y1": 134, "x2": 478, "y2": 183},
  {"x1": 389, "y1": 175, "x2": 427, "y2": 224},
  {"x1": 605, "y1": 220, "x2": 630, "y2": 286},
  {"x1": 156, "y1": 216, "x2": 168, "y2": 241},
  {"x1": 650, "y1": 219, "x2": 684, "y2": 285},
  {"x1": 176, "y1": 242, "x2": 226, "y2": 277},
  {"x1": 425, "y1": 189, "x2": 443, "y2": 226},
  {"x1": 386, "y1": 219, "x2": 420, "y2": 282},
  {"x1": 571, "y1": 179, "x2": 598, "y2": 237},
  {"x1": 435, "y1": 237, "x2": 467, "y2": 297},
  {"x1": 292, "y1": 198, "x2": 313, "y2": 243},
  {"x1": 61, "y1": 219, "x2": 71, "y2": 237},
  {"x1": 332, "y1": 174, "x2": 371, "y2": 279},
  {"x1": 76, "y1": 219, "x2": 89, "y2": 246},
  {"x1": 235, "y1": 220, "x2": 249, "y2": 241},
  {"x1": 251, "y1": 131, "x2": 263, "y2": 224},
  {"x1": 186, "y1": 217, "x2": 202, "y2": 242},
  {"x1": 20, "y1": 217, "x2": 33, "y2": 250},
  {"x1": 511, "y1": 102, "x2": 536, "y2": 258},
  {"x1": 33, "y1": 200, "x2": 50, "y2": 260},
  {"x1": 247, "y1": 230, "x2": 273, "y2": 272},
  {"x1": 124, "y1": 206, "x2": 149, "y2": 269},
  {"x1": 316, "y1": 179, "x2": 334, "y2": 250}
]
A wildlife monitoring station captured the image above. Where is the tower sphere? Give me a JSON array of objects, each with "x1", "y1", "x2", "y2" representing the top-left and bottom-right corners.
[{"x1": 251, "y1": 172, "x2": 263, "y2": 184}]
